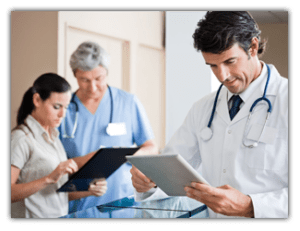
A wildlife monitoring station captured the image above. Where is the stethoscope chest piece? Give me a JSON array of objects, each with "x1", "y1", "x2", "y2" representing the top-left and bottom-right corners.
[
  {"x1": 63, "y1": 85, "x2": 114, "y2": 139},
  {"x1": 200, "y1": 127, "x2": 213, "y2": 141}
]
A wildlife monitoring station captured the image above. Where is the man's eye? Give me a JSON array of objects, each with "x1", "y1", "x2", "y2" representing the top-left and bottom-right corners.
[
  {"x1": 226, "y1": 59, "x2": 235, "y2": 64},
  {"x1": 54, "y1": 105, "x2": 60, "y2": 110},
  {"x1": 96, "y1": 76, "x2": 103, "y2": 81}
]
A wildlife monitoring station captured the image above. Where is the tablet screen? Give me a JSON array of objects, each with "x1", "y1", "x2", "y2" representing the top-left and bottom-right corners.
[{"x1": 126, "y1": 154, "x2": 209, "y2": 196}]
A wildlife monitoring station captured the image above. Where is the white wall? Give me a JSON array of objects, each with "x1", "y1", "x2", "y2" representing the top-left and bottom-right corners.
[{"x1": 165, "y1": 11, "x2": 211, "y2": 143}]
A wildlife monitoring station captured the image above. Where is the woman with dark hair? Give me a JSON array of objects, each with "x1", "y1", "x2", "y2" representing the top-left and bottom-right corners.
[{"x1": 11, "y1": 73, "x2": 107, "y2": 218}]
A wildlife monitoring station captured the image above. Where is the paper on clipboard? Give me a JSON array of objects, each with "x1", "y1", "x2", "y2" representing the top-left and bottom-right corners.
[{"x1": 126, "y1": 154, "x2": 209, "y2": 196}]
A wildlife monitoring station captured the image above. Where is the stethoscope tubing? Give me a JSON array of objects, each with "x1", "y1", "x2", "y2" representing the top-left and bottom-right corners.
[
  {"x1": 204, "y1": 64, "x2": 272, "y2": 147},
  {"x1": 208, "y1": 83, "x2": 223, "y2": 128},
  {"x1": 62, "y1": 85, "x2": 113, "y2": 138}
]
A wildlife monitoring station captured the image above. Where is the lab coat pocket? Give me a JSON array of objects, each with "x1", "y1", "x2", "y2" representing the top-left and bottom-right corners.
[
  {"x1": 264, "y1": 128, "x2": 288, "y2": 171},
  {"x1": 244, "y1": 124, "x2": 278, "y2": 170}
]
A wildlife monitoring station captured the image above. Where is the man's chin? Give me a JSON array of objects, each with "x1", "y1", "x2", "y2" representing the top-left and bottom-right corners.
[
  {"x1": 226, "y1": 85, "x2": 243, "y2": 94},
  {"x1": 85, "y1": 92, "x2": 101, "y2": 98}
]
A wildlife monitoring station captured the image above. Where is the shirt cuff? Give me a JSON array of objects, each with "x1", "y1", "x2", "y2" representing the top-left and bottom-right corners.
[
  {"x1": 248, "y1": 189, "x2": 288, "y2": 218},
  {"x1": 134, "y1": 187, "x2": 169, "y2": 202}
]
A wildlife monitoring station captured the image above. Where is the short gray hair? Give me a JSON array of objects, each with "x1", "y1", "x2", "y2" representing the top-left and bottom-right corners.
[{"x1": 70, "y1": 41, "x2": 110, "y2": 75}]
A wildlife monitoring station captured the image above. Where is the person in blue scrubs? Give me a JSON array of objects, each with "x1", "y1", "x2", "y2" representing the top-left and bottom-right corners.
[{"x1": 58, "y1": 41, "x2": 158, "y2": 213}]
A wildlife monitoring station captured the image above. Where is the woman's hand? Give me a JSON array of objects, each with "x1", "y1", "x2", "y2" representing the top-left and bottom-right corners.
[
  {"x1": 88, "y1": 178, "x2": 108, "y2": 197},
  {"x1": 11, "y1": 160, "x2": 78, "y2": 203},
  {"x1": 46, "y1": 159, "x2": 78, "y2": 184}
]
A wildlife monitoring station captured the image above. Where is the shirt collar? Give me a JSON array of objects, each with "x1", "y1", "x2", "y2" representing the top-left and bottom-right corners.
[
  {"x1": 25, "y1": 115, "x2": 59, "y2": 143},
  {"x1": 227, "y1": 61, "x2": 268, "y2": 103}
]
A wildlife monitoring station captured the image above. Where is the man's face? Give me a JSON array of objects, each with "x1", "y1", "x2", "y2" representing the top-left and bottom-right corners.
[
  {"x1": 75, "y1": 66, "x2": 108, "y2": 99},
  {"x1": 202, "y1": 43, "x2": 258, "y2": 94}
]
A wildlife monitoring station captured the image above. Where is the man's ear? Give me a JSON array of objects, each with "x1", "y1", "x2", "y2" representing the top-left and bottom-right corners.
[
  {"x1": 32, "y1": 93, "x2": 42, "y2": 108},
  {"x1": 249, "y1": 37, "x2": 259, "y2": 57}
]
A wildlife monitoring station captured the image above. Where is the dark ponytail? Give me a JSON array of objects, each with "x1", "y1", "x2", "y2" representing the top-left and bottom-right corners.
[
  {"x1": 15, "y1": 73, "x2": 71, "y2": 128},
  {"x1": 17, "y1": 87, "x2": 36, "y2": 126}
]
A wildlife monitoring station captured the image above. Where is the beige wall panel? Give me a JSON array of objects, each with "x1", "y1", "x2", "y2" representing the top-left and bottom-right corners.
[
  {"x1": 65, "y1": 26, "x2": 125, "y2": 92},
  {"x1": 11, "y1": 11, "x2": 58, "y2": 129},
  {"x1": 135, "y1": 12, "x2": 164, "y2": 48},
  {"x1": 136, "y1": 45, "x2": 165, "y2": 150},
  {"x1": 258, "y1": 23, "x2": 288, "y2": 78},
  {"x1": 121, "y1": 41, "x2": 131, "y2": 92},
  {"x1": 59, "y1": 11, "x2": 163, "y2": 49}
]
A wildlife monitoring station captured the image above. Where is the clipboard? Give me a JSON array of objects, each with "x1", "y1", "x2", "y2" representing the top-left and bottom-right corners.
[
  {"x1": 126, "y1": 154, "x2": 209, "y2": 196},
  {"x1": 57, "y1": 147, "x2": 139, "y2": 192}
]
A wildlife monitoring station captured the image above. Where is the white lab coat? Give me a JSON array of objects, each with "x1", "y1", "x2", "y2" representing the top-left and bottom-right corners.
[{"x1": 135, "y1": 63, "x2": 288, "y2": 218}]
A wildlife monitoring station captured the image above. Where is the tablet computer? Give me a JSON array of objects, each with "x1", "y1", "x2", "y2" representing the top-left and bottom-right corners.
[
  {"x1": 126, "y1": 154, "x2": 209, "y2": 196},
  {"x1": 57, "y1": 147, "x2": 139, "y2": 192}
]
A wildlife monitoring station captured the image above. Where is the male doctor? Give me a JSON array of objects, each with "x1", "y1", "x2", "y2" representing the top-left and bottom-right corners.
[{"x1": 130, "y1": 11, "x2": 288, "y2": 218}]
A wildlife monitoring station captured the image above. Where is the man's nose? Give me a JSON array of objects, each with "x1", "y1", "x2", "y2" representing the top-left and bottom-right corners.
[
  {"x1": 89, "y1": 81, "x2": 97, "y2": 92},
  {"x1": 216, "y1": 66, "x2": 230, "y2": 83}
]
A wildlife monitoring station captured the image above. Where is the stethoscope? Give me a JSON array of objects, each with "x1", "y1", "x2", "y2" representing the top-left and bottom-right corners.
[
  {"x1": 200, "y1": 64, "x2": 272, "y2": 148},
  {"x1": 62, "y1": 85, "x2": 114, "y2": 138}
]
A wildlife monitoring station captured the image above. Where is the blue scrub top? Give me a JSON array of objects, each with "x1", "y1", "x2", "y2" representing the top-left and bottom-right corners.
[{"x1": 58, "y1": 86, "x2": 154, "y2": 213}]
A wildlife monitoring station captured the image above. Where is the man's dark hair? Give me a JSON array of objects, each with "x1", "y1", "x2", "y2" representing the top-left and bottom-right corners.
[{"x1": 193, "y1": 11, "x2": 267, "y2": 56}]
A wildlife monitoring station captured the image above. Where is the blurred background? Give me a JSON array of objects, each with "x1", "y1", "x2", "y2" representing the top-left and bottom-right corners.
[{"x1": 11, "y1": 11, "x2": 288, "y2": 150}]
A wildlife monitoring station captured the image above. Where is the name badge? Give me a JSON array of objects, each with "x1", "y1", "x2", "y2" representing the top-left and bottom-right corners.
[{"x1": 106, "y1": 122, "x2": 127, "y2": 136}]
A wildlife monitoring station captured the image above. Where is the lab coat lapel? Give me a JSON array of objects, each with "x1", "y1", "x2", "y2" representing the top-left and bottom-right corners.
[
  {"x1": 215, "y1": 87, "x2": 231, "y2": 125},
  {"x1": 231, "y1": 64, "x2": 278, "y2": 124},
  {"x1": 264, "y1": 64, "x2": 281, "y2": 96},
  {"x1": 231, "y1": 86, "x2": 265, "y2": 124}
]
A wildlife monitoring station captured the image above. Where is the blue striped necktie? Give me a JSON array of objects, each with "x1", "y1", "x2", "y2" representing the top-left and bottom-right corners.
[{"x1": 229, "y1": 95, "x2": 243, "y2": 120}]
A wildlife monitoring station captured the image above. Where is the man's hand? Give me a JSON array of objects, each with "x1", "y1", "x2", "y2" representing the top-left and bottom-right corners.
[
  {"x1": 129, "y1": 140, "x2": 158, "y2": 193},
  {"x1": 184, "y1": 183, "x2": 254, "y2": 218},
  {"x1": 130, "y1": 165, "x2": 156, "y2": 193}
]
